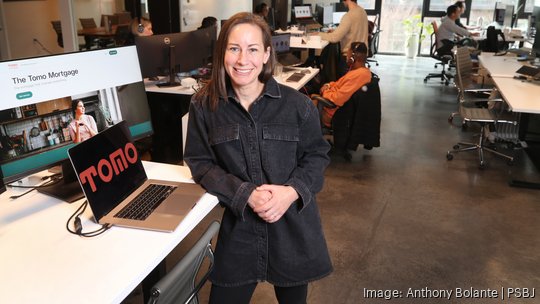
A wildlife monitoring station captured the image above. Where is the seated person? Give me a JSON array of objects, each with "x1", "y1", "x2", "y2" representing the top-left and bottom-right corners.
[
  {"x1": 69, "y1": 100, "x2": 97, "y2": 143},
  {"x1": 316, "y1": 42, "x2": 371, "y2": 128},
  {"x1": 437, "y1": 5, "x2": 478, "y2": 56},
  {"x1": 125, "y1": 17, "x2": 153, "y2": 45}
]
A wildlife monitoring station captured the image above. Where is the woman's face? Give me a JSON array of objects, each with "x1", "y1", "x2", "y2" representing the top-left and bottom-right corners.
[
  {"x1": 76, "y1": 101, "x2": 85, "y2": 116},
  {"x1": 224, "y1": 23, "x2": 270, "y2": 90}
]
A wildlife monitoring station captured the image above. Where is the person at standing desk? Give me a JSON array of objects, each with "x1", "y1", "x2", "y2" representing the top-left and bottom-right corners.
[
  {"x1": 316, "y1": 0, "x2": 369, "y2": 76},
  {"x1": 68, "y1": 100, "x2": 97, "y2": 143},
  {"x1": 184, "y1": 12, "x2": 332, "y2": 304},
  {"x1": 437, "y1": 5, "x2": 479, "y2": 56}
]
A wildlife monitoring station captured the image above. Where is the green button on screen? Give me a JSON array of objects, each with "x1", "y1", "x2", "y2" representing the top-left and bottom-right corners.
[
  {"x1": 16, "y1": 92, "x2": 33, "y2": 99},
  {"x1": 109, "y1": 50, "x2": 117, "y2": 55}
]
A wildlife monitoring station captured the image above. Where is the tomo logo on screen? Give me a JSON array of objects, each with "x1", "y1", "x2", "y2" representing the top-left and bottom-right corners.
[{"x1": 78, "y1": 143, "x2": 138, "y2": 192}]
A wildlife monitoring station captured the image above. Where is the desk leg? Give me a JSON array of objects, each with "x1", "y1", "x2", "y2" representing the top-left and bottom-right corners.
[{"x1": 142, "y1": 260, "x2": 166, "y2": 303}]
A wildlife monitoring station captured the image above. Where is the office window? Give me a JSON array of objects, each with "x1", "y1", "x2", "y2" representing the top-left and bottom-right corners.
[
  {"x1": 379, "y1": 1, "x2": 423, "y2": 54},
  {"x1": 358, "y1": 0, "x2": 376, "y2": 10},
  {"x1": 469, "y1": 0, "x2": 517, "y2": 27}
]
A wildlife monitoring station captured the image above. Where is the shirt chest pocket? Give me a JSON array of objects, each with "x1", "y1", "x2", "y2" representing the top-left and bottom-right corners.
[
  {"x1": 262, "y1": 124, "x2": 299, "y2": 179},
  {"x1": 209, "y1": 124, "x2": 246, "y2": 175}
]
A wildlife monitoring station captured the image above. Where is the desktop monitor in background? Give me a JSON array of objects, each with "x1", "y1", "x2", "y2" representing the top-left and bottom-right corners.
[
  {"x1": 333, "y1": 12, "x2": 346, "y2": 25},
  {"x1": 315, "y1": 4, "x2": 334, "y2": 26},
  {"x1": 0, "y1": 46, "x2": 152, "y2": 202},
  {"x1": 503, "y1": 5, "x2": 515, "y2": 27},
  {"x1": 494, "y1": 4, "x2": 506, "y2": 26},
  {"x1": 135, "y1": 28, "x2": 216, "y2": 86},
  {"x1": 533, "y1": 6, "x2": 540, "y2": 58}
]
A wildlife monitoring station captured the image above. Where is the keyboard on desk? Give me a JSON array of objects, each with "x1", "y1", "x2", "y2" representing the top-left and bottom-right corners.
[{"x1": 114, "y1": 184, "x2": 177, "y2": 220}]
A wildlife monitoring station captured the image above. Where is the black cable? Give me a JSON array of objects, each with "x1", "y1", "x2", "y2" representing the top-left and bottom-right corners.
[
  {"x1": 32, "y1": 38, "x2": 53, "y2": 54},
  {"x1": 8, "y1": 178, "x2": 60, "y2": 199},
  {"x1": 66, "y1": 200, "x2": 111, "y2": 237}
]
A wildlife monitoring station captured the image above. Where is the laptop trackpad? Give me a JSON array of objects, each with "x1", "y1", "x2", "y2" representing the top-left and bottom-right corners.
[{"x1": 158, "y1": 194, "x2": 194, "y2": 215}]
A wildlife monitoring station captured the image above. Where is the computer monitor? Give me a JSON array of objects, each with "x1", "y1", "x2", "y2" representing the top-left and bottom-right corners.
[
  {"x1": 333, "y1": 12, "x2": 346, "y2": 25},
  {"x1": 294, "y1": 6, "x2": 312, "y2": 19},
  {"x1": 0, "y1": 46, "x2": 152, "y2": 201},
  {"x1": 533, "y1": 6, "x2": 540, "y2": 57},
  {"x1": 503, "y1": 5, "x2": 515, "y2": 27},
  {"x1": 315, "y1": 4, "x2": 334, "y2": 26},
  {"x1": 272, "y1": 33, "x2": 291, "y2": 54},
  {"x1": 494, "y1": 5, "x2": 506, "y2": 26},
  {"x1": 135, "y1": 28, "x2": 216, "y2": 87}
]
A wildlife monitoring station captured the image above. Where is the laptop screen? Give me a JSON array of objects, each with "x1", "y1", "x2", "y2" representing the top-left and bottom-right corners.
[
  {"x1": 294, "y1": 6, "x2": 312, "y2": 19},
  {"x1": 272, "y1": 33, "x2": 291, "y2": 54},
  {"x1": 68, "y1": 121, "x2": 146, "y2": 221}
]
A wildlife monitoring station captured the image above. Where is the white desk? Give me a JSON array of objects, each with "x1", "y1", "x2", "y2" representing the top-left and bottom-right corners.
[
  {"x1": 145, "y1": 68, "x2": 319, "y2": 94},
  {"x1": 0, "y1": 161, "x2": 218, "y2": 304},
  {"x1": 479, "y1": 53, "x2": 540, "y2": 114},
  {"x1": 274, "y1": 67, "x2": 319, "y2": 91}
]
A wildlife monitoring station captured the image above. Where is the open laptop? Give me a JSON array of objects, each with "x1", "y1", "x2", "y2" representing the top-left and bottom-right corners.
[
  {"x1": 272, "y1": 33, "x2": 302, "y2": 67},
  {"x1": 68, "y1": 121, "x2": 206, "y2": 232},
  {"x1": 294, "y1": 6, "x2": 322, "y2": 31}
]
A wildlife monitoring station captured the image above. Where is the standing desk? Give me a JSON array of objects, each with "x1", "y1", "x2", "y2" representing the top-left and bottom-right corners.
[{"x1": 0, "y1": 161, "x2": 218, "y2": 304}]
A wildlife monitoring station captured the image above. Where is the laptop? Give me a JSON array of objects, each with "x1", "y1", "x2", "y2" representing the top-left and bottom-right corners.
[
  {"x1": 68, "y1": 121, "x2": 206, "y2": 232},
  {"x1": 294, "y1": 6, "x2": 322, "y2": 30},
  {"x1": 272, "y1": 33, "x2": 302, "y2": 66},
  {"x1": 516, "y1": 65, "x2": 540, "y2": 79}
]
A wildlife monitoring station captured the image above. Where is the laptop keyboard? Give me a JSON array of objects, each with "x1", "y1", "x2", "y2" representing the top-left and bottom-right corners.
[{"x1": 114, "y1": 184, "x2": 177, "y2": 221}]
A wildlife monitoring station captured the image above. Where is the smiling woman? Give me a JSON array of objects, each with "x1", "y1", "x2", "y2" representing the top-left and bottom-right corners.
[{"x1": 184, "y1": 11, "x2": 333, "y2": 304}]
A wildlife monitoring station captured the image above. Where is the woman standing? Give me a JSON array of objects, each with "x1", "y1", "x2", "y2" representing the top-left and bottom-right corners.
[
  {"x1": 184, "y1": 12, "x2": 332, "y2": 304},
  {"x1": 68, "y1": 100, "x2": 97, "y2": 143}
]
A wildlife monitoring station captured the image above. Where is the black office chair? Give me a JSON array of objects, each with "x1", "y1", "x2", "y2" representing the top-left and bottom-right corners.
[
  {"x1": 367, "y1": 18, "x2": 380, "y2": 67},
  {"x1": 424, "y1": 22, "x2": 454, "y2": 86},
  {"x1": 51, "y1": 20, "x2": 63, "y2": 48},
  {"x1": 312, "y1": 73, "x2": 381, "y2": 161},
  {"x1": 148, "y1": 221, "x2": 220, "y2": 304}
]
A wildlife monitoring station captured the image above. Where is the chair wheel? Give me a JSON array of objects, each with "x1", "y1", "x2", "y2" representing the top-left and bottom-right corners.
[
  {"x1": 424, "y1": 78, "x2": 427, "y2": 83},
  {"x1": 445, "y1": 80, "x2": 449, "y2": 86},
  {"x1": 507, "y1": 159, "x2": 514, "y2": 166},
  {"x1": 446, "y1": 153, "x2": 453, "y2": 160},
  {"x1": 479, "y1": 162, "x2": 485, "y2": 169},
  {"x1": 453, "y1": 145, "x2": 460, "y2": 150}
]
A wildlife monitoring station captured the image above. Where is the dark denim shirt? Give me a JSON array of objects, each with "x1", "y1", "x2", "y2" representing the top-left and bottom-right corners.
[{"x1": 184, "y1": 78, "x2": 333, "y2": 287}]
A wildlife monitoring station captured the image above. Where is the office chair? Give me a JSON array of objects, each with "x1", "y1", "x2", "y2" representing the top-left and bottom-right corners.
[
  {"x1": 51, "y1": 20, "x2": 63, "y2": 48},
  {"x1": 424, "y1": 21, "x2": 454, "y2": 86},
  {"x1": 446, "y1": 47, "x2": 517, "y2": 168},
  {"x1": 317, "y1": 42, "x2": 342, "y2": 85},
  {"x1": 312, "y1": 73, "x2": 381, "y2": 161},
  {"x1": 367, "y1": 17, "x2": 380, "y2": 67},
  {"x1": 79, "y1": 18, "x2": 97, "y2": 29},
  {"x1": 148, "y1": 221, "x2": 220, "y2": 304}
]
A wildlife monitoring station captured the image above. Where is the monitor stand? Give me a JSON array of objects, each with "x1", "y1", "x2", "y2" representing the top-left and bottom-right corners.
[
  {"x1": 37, "y1": 160, "x2": 84, "y2": 203},
  {"x1": 156, "y1": 44, "x2": 181, "y2": 87}
]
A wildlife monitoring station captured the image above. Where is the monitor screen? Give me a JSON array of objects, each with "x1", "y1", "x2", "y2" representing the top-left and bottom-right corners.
[
  {"x1": 315, "y1": 4, "x2": 334, "y2": 26},
  {"x1": 135, "y1": 27, "x2": 217, "y2": 83},
  {"x1": 494, "y1": 6, "x2": 506, "y2": 26},
  {"x1": 503, "y1": 5, "x2": 515, "y2": 27},
  {"x1": 294, "y1": 6, "x2": 312, "y2": 19},
  {"x1": 0, "y1": 46, "x2": 151, "y2": 186},
  {"x1": 533, "y1": 6, "x2": 540, "y2": 57},
  {"x1": 272, "y1": 33, "x2": 291, "y2": 54},
  {"x1": 333, "y1": 12, "x2": 346, "y2": 25}
]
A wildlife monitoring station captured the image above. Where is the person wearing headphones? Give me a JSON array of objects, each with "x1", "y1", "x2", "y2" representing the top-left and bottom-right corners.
[
  {"x1": 316, "y1": 42, "x2": 371, "y2": 128},
  {"x1": 131, "y1": 16, "x2": 153, "y2": 37}
]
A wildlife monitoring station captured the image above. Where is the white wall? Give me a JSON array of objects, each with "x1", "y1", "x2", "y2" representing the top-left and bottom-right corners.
[{"x1": 180, "y1": 0, "x2": 252, "y2": 32}]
